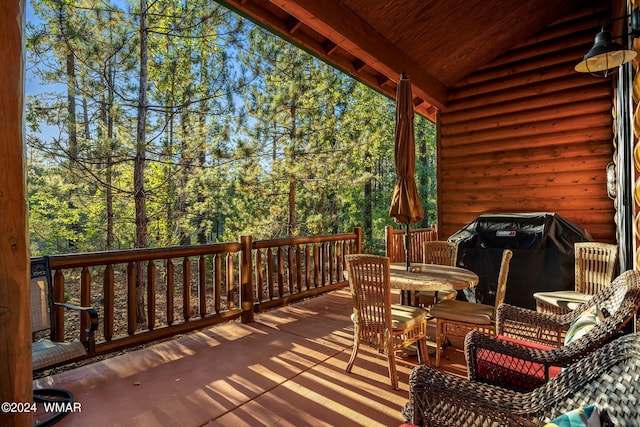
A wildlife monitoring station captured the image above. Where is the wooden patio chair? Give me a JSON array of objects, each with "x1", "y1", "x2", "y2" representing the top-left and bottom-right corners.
[
  {"x1": 412, "y1": 241, "x2": 458, "y2": 307},
  {"x1": 429, "y1": 249, "x2": 513, "y2": 367},
  {"x1": 404, "y1": 332, "x2": 640, "y2": 427},
  {"x1": 533, "y1": 242, "x2": 618, "y2": 315},
  {"x1": 31, "y1": 256, "x2": 99, "y2": 426},
  {"x1": 464, "y1": 269, "x2": 640, "y2": 391},
  {"x1": 345, "y1": 254, "x2": 430, "y2": 390}
]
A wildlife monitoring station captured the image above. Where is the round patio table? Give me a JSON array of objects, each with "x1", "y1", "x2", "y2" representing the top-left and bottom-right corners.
[{"x1": 389, "y1": 263, "x2": 479, "y2": 291}]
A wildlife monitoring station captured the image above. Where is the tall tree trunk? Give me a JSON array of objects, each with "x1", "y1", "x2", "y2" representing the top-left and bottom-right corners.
[
  {"x1": 197, "y1": 144, "x2": 207, "y2": 244},
  {"x1": 106, "y1": 61, "x2": 115, "y2": 250},
  {"x1": 178, "y1": 124, "x2": 190, "y2": 246},
  {"x1": 166, "y1": 115, "x2": 175, "y2": 246},
  {"x1": 66, "y1": 53, "x2": 77, "y2": 159},
  {"x1": 196, "y1": 59, "x2": 209, "y2": 245},
  {"x1": 134, "y1": 0, "x2": 149, "y2": 324},
  {"x1": 288, "y1": 104, "x2": 297, "y2": 237},
  {"x1": 364, "y1": 160, "x2": 372, "y2": 244},
  {"x1": 418, "y1": 136, "x2": 430, "y2": 228},
  {"x1": 288, "y1": 180, "x2": 296, "y2": 237},
  {"x1": 81, "y1": 75, "x2": 90, "y2": 140},
  {"x1": 66, "y1": 52, "x2": 79, "y2": 251},
  {"x1": 178, "y1": 41, "x2": 193, "y2": 246}
]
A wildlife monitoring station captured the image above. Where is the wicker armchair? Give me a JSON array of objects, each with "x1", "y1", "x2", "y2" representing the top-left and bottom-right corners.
[
  {"x1": 344, "y1": 254, "x2": 430, "y2": 390},
  {"x1": 404, "y1": 332, "x2": 640, "y2": 427},
  {"x1": 534, "y1": 242, "x2": 618, "y2": 315},
  {"x1": 465, "y1": 269, "x2": 640, "y2": 390}
]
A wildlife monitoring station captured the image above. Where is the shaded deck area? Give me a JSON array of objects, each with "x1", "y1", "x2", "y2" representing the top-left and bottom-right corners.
[{"x1": 33, "y1": 289, "x2": 466, "y2": 427}]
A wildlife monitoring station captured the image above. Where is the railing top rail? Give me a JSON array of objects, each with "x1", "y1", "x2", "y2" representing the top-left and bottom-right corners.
[
  {"x1": 388, "y1": 226, "x2": 436, "y2": 236},
  {"x1": 252, "y1": 232, "x2": 358, "y2": 249},
  {"x1": 48, "y1": 242, "x2": 243, "y2": 269},
  {"x1": 33, "y1": 229, "x2": 363, "y2": 369}
]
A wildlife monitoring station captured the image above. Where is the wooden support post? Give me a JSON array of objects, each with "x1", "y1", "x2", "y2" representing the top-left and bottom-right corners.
[
  {"x1": 0, "y1": 1, "x2": 31, "y2": 426},
  {"x1": 240, "y1": 235, "x2": 254, "y2": 323},
  {"x1": 354, "y1": 227, "x2": 363, "y2": 254}
]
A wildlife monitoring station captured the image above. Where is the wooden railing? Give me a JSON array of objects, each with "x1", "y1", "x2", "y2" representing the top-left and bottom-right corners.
[
  {"x1": 384, "y1": 225, "x2": 438, "y2": 264},
  {"x1": 46, "y1": 228, "x2": 362, "y2": 359}
]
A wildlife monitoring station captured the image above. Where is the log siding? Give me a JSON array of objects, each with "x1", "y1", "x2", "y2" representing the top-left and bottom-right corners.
[{"x1": 438, "y1": 6, "x2": 616, "y2": 242}]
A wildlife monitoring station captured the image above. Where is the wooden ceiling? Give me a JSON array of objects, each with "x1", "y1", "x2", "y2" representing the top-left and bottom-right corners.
[{"x1": 218, "y1": 0, "x2": 589, "y2": 121}]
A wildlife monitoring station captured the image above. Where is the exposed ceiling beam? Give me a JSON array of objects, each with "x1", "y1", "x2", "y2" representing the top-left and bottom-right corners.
[
  {"x1": 216, "y1": 0, "x2": 438, "y2": 120},
  {"x1": 269, "y1": 0, "x2": 448, "y2": 110}
]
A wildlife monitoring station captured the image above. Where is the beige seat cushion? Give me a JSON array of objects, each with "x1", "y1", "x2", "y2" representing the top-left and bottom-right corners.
[
  {"x1": 415, "y1": 289, "x2": 457, "y2": 305},
  {"x1": 32, "y1": 340, "x2": 87, "y2": 371},
  {"x1": 350, "y1": 304, "x2": 428, "y2": 330},
  {"x1": 430, "y1": 299, "x2": 495, "y2": 325},
  {"x1": 390, "y1": 304, "x2": 428, "y2": 330},
  {"x1": 533, "y1": 290, "x2": 592, "y2": 311}
]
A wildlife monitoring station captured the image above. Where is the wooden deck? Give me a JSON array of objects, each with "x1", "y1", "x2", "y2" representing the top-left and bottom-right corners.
[{"x1": 33, "y1": 289, "x2": 467, "y2": 427}]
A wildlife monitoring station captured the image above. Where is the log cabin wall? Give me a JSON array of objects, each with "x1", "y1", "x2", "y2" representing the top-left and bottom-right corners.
[{"x1": 437, "y1": 5, "x2": 617, "y2": 243}]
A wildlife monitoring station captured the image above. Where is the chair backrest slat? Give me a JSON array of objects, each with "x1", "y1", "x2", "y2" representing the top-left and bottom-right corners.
[
  {"x1": 575, "y1": 242, "x2": 618, "y2": 295},
  {"x1": 423, "y1": 241, "x2": 458, "y2": 266}
]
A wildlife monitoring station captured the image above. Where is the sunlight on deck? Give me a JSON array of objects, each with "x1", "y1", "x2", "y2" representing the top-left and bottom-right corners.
[{"x1": 33, "y1": 288, "x2": 465, "y2": 426}]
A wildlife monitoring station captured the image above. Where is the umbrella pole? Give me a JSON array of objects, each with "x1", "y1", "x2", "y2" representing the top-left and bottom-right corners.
[{"x1": 404, "y1": 223, "x2": 411, "y2": 271}]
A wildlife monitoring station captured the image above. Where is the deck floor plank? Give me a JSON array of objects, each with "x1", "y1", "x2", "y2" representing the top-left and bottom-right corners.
[{"x1": 33, "y1": 289, "x2": 466, "y2": 426}]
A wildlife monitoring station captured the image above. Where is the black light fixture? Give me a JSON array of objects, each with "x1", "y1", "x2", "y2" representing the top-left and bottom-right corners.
[{"x1": 575, "y1": 8, "x2": 640, "y2": 77}]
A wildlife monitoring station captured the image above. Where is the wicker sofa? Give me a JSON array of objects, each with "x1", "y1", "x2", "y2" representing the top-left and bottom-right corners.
[{"x1": 404, "y1": 331, "x2": 640, "y2": 426}]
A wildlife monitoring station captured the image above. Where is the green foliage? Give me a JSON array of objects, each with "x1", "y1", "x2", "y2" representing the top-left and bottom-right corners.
[{"x1": 25, "y1": 0, "x2": 437, "y2": 255}]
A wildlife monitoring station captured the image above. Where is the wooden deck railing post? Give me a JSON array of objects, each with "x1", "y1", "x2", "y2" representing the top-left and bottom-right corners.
[
  {"x1": 240, "y1": 235, "x2": 254, "y2": 323},
  {"x1": 354, "y1": 227, "x2": 363, "y2": 254}
]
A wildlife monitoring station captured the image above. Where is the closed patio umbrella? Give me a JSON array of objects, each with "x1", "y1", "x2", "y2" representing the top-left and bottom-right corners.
[{"x1": 389, "y1": 72, "x2": 424, "y2": 270}]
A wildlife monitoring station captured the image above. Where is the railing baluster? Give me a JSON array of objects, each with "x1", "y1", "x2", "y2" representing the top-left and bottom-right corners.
[
  {"x1": 80, "y1": 266, "x2": 91, "y2": 343},
  {"x1": 267, "y1": 248, "x2": 274, "y2": 299},
  {"x1": 147, "y1": 260, "x2": 156, "y2": 331},
  {"x1": 226, "y1": 253, "x2": 235, "y2": 310},
  {"x1": 214, "y1": 254, "x2": 222, "y2": 313},
  {"x1": 104, "y1": 264, "x2": 114, "y2": 341},
  {"x1": 321, "y1": 242, "x2": 327, "y2": 286},
  {"x1": 166, "y1": 259, "x2": 174, "y2": 326},
  {"x1": 199, "y1": 255, "x2": 207, "y2": 318},
  {"x1": 183, "y1": 257, "x2": 191, "y2": 321},
  {"x1": 255, "y1": 249, "x2": 263, "y2": 302},
  {"x1": 336, "y1": 241, "x2": 343, "y2": 282},
  {"x1": 288, "y1": 245, "x2": 295, "y2": 293},
  {"x1": 295, "y1": 245, "x2": 302, "y2": 292},
  {"x1": 313, "y1": 243, "x2": 320, "y2": 287},
  {"x1": 277, "y1": 247, "x2": 284, "y2": 296},
  {"x1": 304, "y1": 244, "x2": 312, "y2": 289},
  {"x1": 52, "y1": 269, "x2": 65, "y2": 342},
  {"x1": 127, "y1": 262, "x2": 136, "y2": 336},
  {"x1": 329, "y1": 242, "x2": 335, "y2": 284}
]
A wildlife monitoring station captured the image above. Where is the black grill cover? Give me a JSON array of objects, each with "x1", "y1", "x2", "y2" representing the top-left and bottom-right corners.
[{"x1": 449, "y1": 213, "x2": 593, "y2": 310}]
